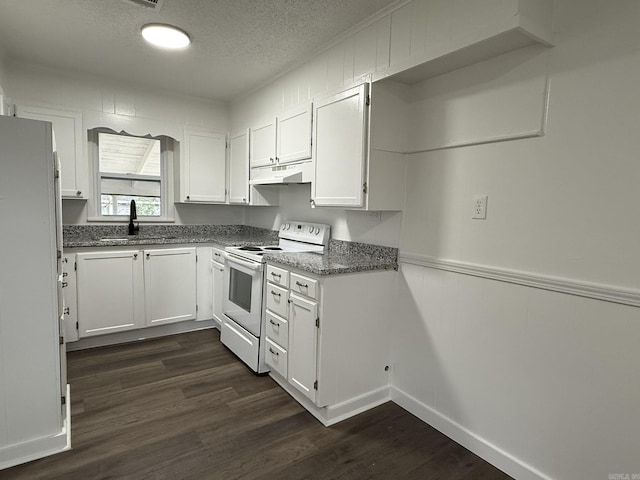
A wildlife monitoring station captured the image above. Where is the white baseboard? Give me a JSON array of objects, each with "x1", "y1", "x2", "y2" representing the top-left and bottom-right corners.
[
  {"x1": 66, "y1": 320, "x2": 217, "y2": 351},
  {"x1": 0, "y1": 401, "x2": 71, "y2": 472},
  {"x1": 270, "y1": 373, "x2": 391, "y2": 426},
  {"x1": 390, "y1": 386, "x2": 553, "y2": 480}
]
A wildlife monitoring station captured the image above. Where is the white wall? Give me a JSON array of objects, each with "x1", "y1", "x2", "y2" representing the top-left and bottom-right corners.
[
  {"x1": 246, "y1": 184, "x2": 402, "y2": 247},
  {"x1": 232, "y1": 12, "x2": 404, "y2": 246},
  {"x1": 5, "y1": 61, "x2": 234, "y2": 225},
  {"x1": 393, "y1": 1, "x2": 640, "y2": 479}
]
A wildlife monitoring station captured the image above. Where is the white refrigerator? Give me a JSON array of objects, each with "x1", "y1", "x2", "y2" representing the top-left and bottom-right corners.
[{"x1": 0, "y1": 115, "x2": 70, "y2": 470}]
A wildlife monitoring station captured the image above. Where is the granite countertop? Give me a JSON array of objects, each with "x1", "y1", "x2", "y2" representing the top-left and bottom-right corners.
[
  {"x1": 63, "y1": 225, "x2": 398, "y2": 275},
  {"x1": 264, "y1": 239, "x2": 398, "y2": 275},
  {"x1": 63, "y1": 224, "x2": 279, "y2": 249}
]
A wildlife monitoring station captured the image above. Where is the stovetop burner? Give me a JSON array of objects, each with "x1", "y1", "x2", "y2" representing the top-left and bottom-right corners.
[{"x1": 225, "y1": 221, "x2": 330, "y2": 263}]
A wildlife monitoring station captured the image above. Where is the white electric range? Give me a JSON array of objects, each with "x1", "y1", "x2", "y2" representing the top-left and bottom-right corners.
[{"x1": 221, "y1": 221, "x2": 330, "y2": 373}]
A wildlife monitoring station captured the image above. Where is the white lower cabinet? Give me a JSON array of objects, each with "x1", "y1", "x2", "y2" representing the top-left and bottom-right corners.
[
  {"x1": 211, "y1": 247, "x2": 225, "y2": 325},
  {"x1": 76, "y1": 250, "x2": 145, "y2": 337},
  {"x1": 75, "y1": 247, "x2": 197, "y2": 338},
  {"x1": 196, "y1": 247, "x2": 214, "y2": 321},
  {"x1": 61, "y1": 253, "x2": 78, "y2": 342},
  {"x1": 287, "y1": 292, "x2": 318, "y2": 403},
  {"x1": 264, "y1": 263, "x2": 396, "y2": 424},
  {"x1": 144, "y1": 248, "x2": 197, "y2": 326}
]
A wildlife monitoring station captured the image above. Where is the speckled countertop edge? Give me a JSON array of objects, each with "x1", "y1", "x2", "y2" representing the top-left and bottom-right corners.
[
  {"x1": 63, "y1": 225, "x2": 399, "y2": 275},
  {"x1": 63, "y1": 224, "x2": 279, "y2": 248},
  {"x1": 263, "y1": 239, "x2": 398, "y2": 276}
]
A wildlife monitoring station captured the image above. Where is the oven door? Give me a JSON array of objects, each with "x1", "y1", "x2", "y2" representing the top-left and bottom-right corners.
[{"x1": 223, "y1": 253, "x2": 264, "y2": 337}]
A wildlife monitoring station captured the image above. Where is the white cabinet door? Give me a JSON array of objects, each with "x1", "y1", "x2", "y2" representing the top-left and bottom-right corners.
[
  {"x1": 212, "y1": 258, "x2": 225, "y2": 325},
  {"x1": 181, "y1": 128, "x2": 226, "y2": 203},
  {"x1": 250, "y1": 118, "x2": 276, "y2": 168},
  {"x1": 62, "y1": 253, "x2": 78, "y2": 342},
  {"x1": 76, "y1": 251, "x2": 144, "y2": 337},
  {"x1": 144, "y1": 248, "x2": 197, "y2": 326},
  {"x1": 196, "y1": 247, "x2": 213, "y2": 321},
  {"x1": 312, "y1": 83, "x2": 368, "y2": 207},
  {"x1": 287, "y1": 292, "x2": 318, "y2": 403},
  {"x1": 16, "y1": 104, "x2": 85, "y2": 199},
  {"x1": 276, "y1": 103, "x2": 312, "y2": 165},
  {"x1": 228, "y1": 129, "x2": 249, "y2": 204}
]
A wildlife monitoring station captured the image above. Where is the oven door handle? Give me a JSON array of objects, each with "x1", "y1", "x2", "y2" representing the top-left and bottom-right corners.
[{"x1": 223, "y1": 252, "x2": 263, "y2": 271}]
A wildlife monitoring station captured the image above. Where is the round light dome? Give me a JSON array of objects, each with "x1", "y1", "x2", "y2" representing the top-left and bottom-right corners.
[{"x1": 141, "y1": 23, "x2": 190, "y2": 49}]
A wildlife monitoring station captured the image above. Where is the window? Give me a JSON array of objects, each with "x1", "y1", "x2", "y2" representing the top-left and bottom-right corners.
[{"x1": 91, "y1": 129, "x2": 171, "y2": 220}]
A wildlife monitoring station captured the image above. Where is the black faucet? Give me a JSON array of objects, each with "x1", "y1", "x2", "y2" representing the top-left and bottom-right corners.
[{"x1": 128, "y1": 199, "x2": 139, "y2": 235}]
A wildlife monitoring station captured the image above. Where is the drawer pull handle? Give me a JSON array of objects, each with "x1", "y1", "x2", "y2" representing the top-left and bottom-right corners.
[
  {"x1": 269, "y1": 347, "x2": 279, "y2": 356},
  {"x1": 271, "y1": 272, "x2": 281, "y2": 278},
  {"x1": 296, "y1": 281, "x2": 308, "y2": 288},
  {"x1": 269, "y1": 319, "x2": 279, "y2": 327},
  {"x1": 271, "y1": 290, "x2": 281, "y2": 297}
]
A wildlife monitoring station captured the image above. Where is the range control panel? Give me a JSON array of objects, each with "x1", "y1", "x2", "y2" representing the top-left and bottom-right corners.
[{"x1": 279, "y1": 221, "x2": 331, "y2": 247}]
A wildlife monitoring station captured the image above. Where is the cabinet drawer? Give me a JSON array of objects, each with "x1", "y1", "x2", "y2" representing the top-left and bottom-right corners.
[
  {"x1": 290, "y1": 273, "x2": 318, "y2": 299},
  {"x1": 266, "y1": 264, "x2": 289, "y2": 288},
  {"x1": 266, "y1": 310, "x2": 288, "y2": 348},
  {"x1": 266, "y1": 284, "x2": 289, "y2": 318},
  {"x1": 212, "y1": 248, "x2": 225, "y2": 264},
  {"x1": 265, "y1": 338, "x2": 288, "y2": 378}
]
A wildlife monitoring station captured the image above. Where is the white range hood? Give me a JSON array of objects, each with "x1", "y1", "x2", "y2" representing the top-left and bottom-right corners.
[{"x1": 249, "y1": 162, "x2": 312, "y2": 185}]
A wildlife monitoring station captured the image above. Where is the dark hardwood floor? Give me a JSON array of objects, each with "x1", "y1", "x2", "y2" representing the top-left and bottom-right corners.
[{"x1": 3, "y1": 329, "x2": 512, "y2": 480}]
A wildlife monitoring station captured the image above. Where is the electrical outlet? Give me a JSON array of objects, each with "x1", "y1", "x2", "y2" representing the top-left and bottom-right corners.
[{"x1": 472, "y1": 194, "x2": 488, "y2": 219}]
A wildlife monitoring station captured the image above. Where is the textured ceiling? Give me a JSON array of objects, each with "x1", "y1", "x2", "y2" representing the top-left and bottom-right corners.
[{"x1": 0, "y1": 0, "x2": 400, "y2": 101}]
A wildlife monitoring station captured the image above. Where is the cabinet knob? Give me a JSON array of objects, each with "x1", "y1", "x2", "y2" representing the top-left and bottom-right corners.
[
  {"x1": 186, "y1": 195, "x2": 190, "y2": 200},
  {"x1": 76, "y1": 191, "x2": 82, "y2": 196},
  {"x1": 146, "y1": 253, "x2": 150, "y2": 259},
  {"x1": 133, "y1": 253, "x2": 138, "y2": 259}
]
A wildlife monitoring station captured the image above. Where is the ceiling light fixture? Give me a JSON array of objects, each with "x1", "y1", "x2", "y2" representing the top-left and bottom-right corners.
[{"x1": 141, "y1": 23, "x2": 190, "y2": 49}]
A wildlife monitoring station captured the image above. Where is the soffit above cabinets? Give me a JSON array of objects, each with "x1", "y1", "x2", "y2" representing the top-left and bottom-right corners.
[{"x1": 0, "y1": 0, "x2": 401, "y2": 102}]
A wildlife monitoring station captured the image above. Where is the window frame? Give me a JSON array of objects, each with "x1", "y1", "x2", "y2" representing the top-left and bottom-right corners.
[{"x1": 87, "y1": 128, "x2": 175, "y2": 223}]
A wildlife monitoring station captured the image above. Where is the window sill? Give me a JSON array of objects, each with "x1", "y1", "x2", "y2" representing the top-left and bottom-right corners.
[{"x1": 87, "y1": 216, "x2": 175, "y2": 223}]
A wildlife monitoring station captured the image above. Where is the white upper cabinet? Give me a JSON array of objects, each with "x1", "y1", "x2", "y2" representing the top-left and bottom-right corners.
[
  {"x1": 312, "y1": 83, "x2": 368, "y2": 208},
  {"x1": 311, "y1": 81, "x2": 406, "y2": 211},
  {"x1": 276, "y1": 103, "x2": 312, "y2": 165},
  {"x1": 179, "y1": 128, "x2": 226, "y2": 203},
  {"x1": 15, "y1": 104, "x2": 86, "y2": 199},
  {"x1": 228, "y1": 129, "x2": 250, "y2": 204},
  {"x1": 249, "y1": 118, "x2": 277, "y2": 168},
  {"x1": 250, "y1": 103, "x2": 313, "y2": 169}
]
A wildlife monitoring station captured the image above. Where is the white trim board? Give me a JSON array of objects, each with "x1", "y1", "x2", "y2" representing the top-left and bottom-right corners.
[
  {"x1": 390, "y1": 387, "x2": 553, "y2": 480},
  {"x1": 399, "y1": 253, "x2": 640, "y2": 308},
  {"x1": 269, "y1": 373, "x2": 391, "y2": 427}
]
